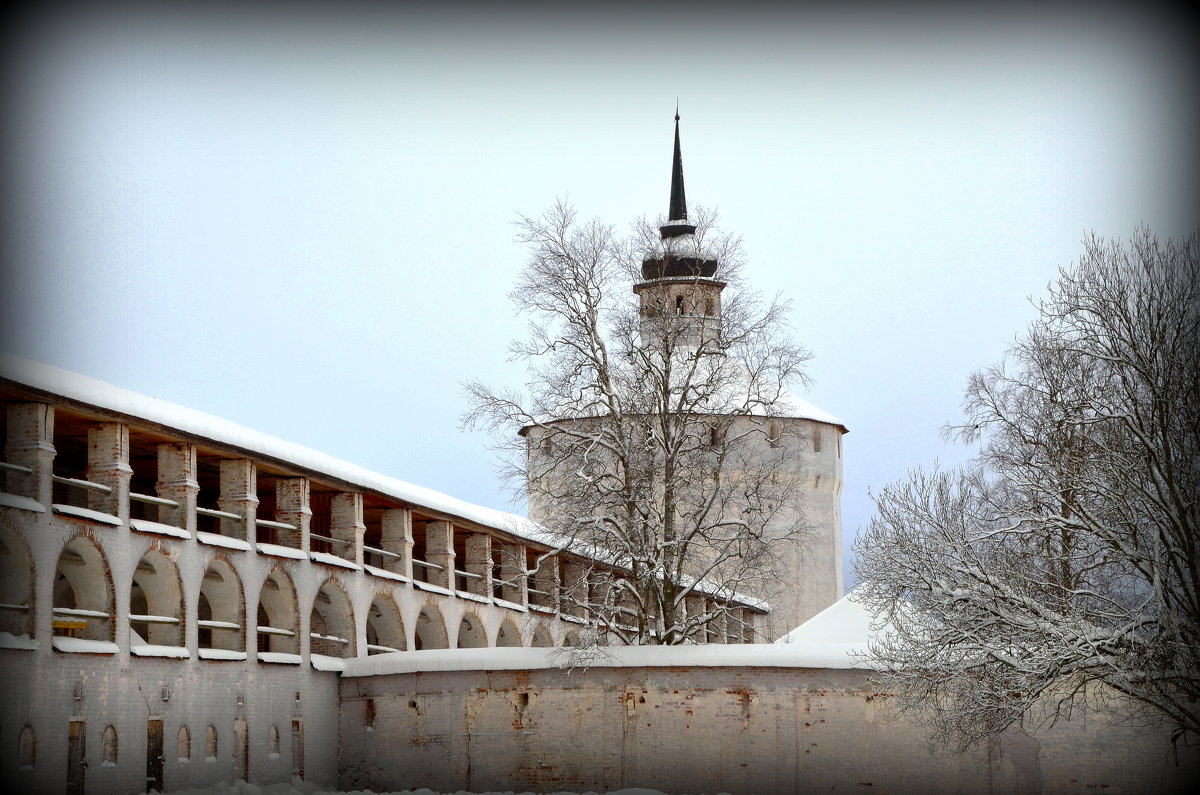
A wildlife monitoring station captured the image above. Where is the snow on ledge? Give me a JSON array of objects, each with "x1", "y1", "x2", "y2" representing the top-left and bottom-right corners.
[
  {"x1": 257, "y1": 652, "x2": 302, "y2": 665},
  {"x1": 130, "y1": 518, "x2": 191, "y2": 540},
  {"x1": 256, "y1": 543, "x2": 306, "y2": 560},
  {"x1": 413, "y1": 580, "x2": 453, "y2": 597},
  {"x1": 198, "y1": 648, "x2": 247, "y2": 661},
  {"x1": 0, "y1": 492, "x2": 45, "y2": 513},
  {"x1": 341, "y1": 642, "x2": 873, "y2": 678},
  {"x1": 363, "y1": 564, "x2": 408, "y2": 582},
  {"x1": 196, "y1": 531, "x2": 251, "y2": 551},
  {"x1": 52, "y1": 637, "x2": 119, "y2": 654},
  {"x1": 52, "y1": 503, "x2": 122, "y2": 526},
  {"x1": 310, "y1": 653, "x2": 346, "y2": 672},
  {"x1": 131, "y1": 644, "x2": 190, "y2": 659},
  {"x1": 310, "y1": 551, "x2": 360, "y2": 570},
  {"x1": 0, "y1": 632, "x2": 40, "y2": 650}
]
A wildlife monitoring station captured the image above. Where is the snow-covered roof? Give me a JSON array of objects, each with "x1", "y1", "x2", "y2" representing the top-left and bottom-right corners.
[
  {"x1": 0, "y1": 353, "x2": 555, "y2": 548},
  {"x1": 773, "y1": 586, "x2": 890, "y2": 666},
  {"x1": 0, "y1": 353, "x2": 774, "y2": 610}
]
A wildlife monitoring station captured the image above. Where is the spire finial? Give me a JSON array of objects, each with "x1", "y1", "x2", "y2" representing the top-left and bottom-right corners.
[{"x1": 668, "y1": 106, "x2": 687, "y2": 222}]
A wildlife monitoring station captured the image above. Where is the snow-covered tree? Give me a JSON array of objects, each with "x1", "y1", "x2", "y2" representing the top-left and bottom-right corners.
[
  {"x1": 854, "y1": 228, "x2": 1200, "y2": 751},
  {"x1": 465, "y1": 200, "x2": 813, "y2": 645}
]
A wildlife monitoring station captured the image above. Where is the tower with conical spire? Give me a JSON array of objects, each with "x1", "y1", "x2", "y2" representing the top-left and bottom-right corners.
[{"x1": 635, "y1": 111, "x2": 725, "y2": 347}]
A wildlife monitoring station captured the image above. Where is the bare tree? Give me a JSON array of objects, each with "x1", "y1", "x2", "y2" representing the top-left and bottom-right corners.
[
  {"x1": 465, "y1": 200, "x2": 813, "y2": 645},
  {"x1": 854, "y1": 227, "x2": 1200, "y2": 751}
]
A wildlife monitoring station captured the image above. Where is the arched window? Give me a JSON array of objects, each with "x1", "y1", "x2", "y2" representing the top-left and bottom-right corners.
[
  {"x1": 675, "y1": 295, "x2": 685, "y2": 315},
  {"x1": 205, "y1": 725, "x2": 218, "y2": 761},
  {"x1": 268, "y1": 725, "x2": 280, "y2": 758},
  {"x1": 18, "y1": 725, "x2": 35, "y2": 768},
  {"x1": 366, "y1": 594, "x2": 406, "y2": 654},
  {"x1": 456, "y1": 613, "x2": 487, "y2": 649},
  {"x1": 177, "y1": 725, "x2": 191, "y2": 762},
  {"x1": 414, "y1": 604, "x2": 447, "y2": 650},
  {"x1": 102, "y1": 725, "x2": 118, "y2": 766},
  {"x1": 0, "y1": 529, "x2": 33, "y2": 638},
  {"x1": 496, "y1": 619, "x2": 522, "y2": 647},
  {"x1": 309, "y1": 579, "x2": 356, "y2": 658}
]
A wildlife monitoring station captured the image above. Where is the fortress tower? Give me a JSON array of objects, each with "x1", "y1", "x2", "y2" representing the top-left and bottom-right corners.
[{"x1": 524, "y1": 114, "x2": 848, "y2": 639}]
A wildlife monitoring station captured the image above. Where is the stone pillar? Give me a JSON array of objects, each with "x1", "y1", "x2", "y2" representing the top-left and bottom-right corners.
[
  {"x1": 499, "y1": 542, "x2": 528, "y2": 605},
  {"x1": 380, "y1": 508, "x2": 413, "y2": 579},
  {"x1": 425, "y1": 520, "x2": 454, "y2": 589},
  {"x1": 157, "y1": 442, "x2": 198, "y2": 534},
  {"x1": 275, "y1": 478, "x2": 311, "y2": 551},
  {"x1": 330, "y1": 492, "x2": 365, "y2": 566},
  {"x1": 218, "y1": 459, "x2": 257, "y2": 541},
  {"x1": 4, "y1": 403, "x2": 55, "y2": 507},
  {"x1": 463, "y1": 532, "x2": 492, "y2": 596},
  {"x1": 531, "y1": 552, "x2": 560, "y2": 610},
  {"x1": 560, "y1": 560, "x2": 589, "y2": 618},
  {"x1": 85, "y1": 422, "x2": 130, "y2": 522}
]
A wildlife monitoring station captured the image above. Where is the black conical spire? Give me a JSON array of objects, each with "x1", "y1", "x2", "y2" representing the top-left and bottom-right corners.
[
  {"x1": 640, "y1": 108, "x2": 718, "y2": 280},
  {"x1": 668, "y1": 108, "x2": 687, "y2": 222}
]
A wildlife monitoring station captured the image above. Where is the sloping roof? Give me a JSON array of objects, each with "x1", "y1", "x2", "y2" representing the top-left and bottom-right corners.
[
  {"x1": 772, "y1": 586, "x2": 892, "y2": 667},
  {"x1": 0, "y1": 352, "x2": 551, "y2": 547}
]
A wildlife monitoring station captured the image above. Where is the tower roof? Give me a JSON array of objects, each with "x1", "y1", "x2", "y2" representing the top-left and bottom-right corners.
[
  {"x1": 668, "y1": 110, "x2": 687, "y2": 223},
  {"x1": 642, "y1": 109, "x2": 717, "y2": 279}
]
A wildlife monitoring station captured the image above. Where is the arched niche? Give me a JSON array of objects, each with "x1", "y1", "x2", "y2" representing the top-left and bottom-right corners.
[
  {"x1": 413, "y1": 603, "x2": 447, "y2": 650},
  {"x1": 129, "y1": 548, "x2": 184, "y2": 648},
  {"x1": 530, "y1": 625, "x2": 554, "y2": 648},
  {"x1": 0, "y1": 526, "x2": 33, "y2": 637},
  {"x1": 52, "y1": 536, "x2": 113, "y2": 641},
  {"x1": 309, "y1": 578, "x2": 356, "y2": 658},
  {"x1": 495, "y1": 618, "x2": 523, "y2": 647},
  {"x1": 256, "y1": 568, "x2": 298, "y2": 654},
  {"x1": 365, "y1": 593, "x2": 406, "y2": 654},
  {"x1": 198, "y1": 558, "x2": 244, "y2": 652},
  {"x1": 456, "y1": 612, "x2": 487, "y2": 649}
]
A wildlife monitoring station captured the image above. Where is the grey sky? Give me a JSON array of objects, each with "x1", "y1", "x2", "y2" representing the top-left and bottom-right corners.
[{"x1": 3, "y1": 4, "x2": 1195, "y2": 590}]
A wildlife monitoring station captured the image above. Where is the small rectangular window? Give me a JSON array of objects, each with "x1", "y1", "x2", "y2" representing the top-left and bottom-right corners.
[
  {"x1": 812, "y1": 427, "x2": 822, "y2": 453},
  {"x1": 767, "y1": 422, "x2": 782, "y2": 448}
]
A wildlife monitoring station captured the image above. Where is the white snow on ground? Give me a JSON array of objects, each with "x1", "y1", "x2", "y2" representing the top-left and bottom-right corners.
[{"x1": 137, "y1": 781, "x2": 684, "y2": 795}]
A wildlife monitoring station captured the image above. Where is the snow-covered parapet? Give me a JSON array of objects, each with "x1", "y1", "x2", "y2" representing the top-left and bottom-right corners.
[{"x1": 342, "y1": 640, "x2": 876, "y2": 678}]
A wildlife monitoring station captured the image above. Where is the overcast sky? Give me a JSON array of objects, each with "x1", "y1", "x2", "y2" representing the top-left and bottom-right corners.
[{"x1": 3, "y1": 3, "x2": 1196, "y2": 591}]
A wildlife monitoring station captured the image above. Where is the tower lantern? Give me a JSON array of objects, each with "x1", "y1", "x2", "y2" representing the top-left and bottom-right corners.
[{"x1": 635, "y1": 111, "x2": 725, "y2": 346}]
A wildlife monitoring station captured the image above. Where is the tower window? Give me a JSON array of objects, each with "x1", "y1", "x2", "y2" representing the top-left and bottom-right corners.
[
  {"x1": 675, "y1": 295, "x2": 685, "y2": 315},
  {"x1": 812, "y1": 427, "x2": 822, "y2": 453},
  {"x1": 767, "y1": 422, "x2": 783, "y2": 448},
  {"x1": 704, "y1": 297, "x2": 714, "y2": 316}
]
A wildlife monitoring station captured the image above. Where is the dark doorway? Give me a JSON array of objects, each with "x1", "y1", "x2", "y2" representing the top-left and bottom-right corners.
[
  {"x1": 67, "y1": 720, "x2": 86, "y2": 795},
  {"x1": 233, "y1": 718, "x2": 248, "y2": 781},
  {"x1": 291, "y1": 719, "x2": 303, "y2": 780},
  {"x1": 146, "y1": 719, "x2": 164, "y2": 793}
]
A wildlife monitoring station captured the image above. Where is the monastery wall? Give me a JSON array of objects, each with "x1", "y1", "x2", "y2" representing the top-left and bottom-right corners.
[{"x1": 338, "y1": 661, "x2": 1197, "y2": 795}]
